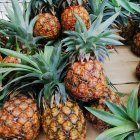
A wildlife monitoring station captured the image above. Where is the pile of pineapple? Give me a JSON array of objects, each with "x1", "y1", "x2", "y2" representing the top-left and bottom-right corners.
[{"x1": 0, "y1": 0, "x2": 140, "y2": 140}]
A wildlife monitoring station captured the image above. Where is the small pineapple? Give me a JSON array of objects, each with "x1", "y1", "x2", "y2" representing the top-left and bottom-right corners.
[
  {"x1": 136, "y1": 61, "x2": 140, "y2": 78},
  {"x1": 0, "y1": 91, "x2": 40, "y2": 139},
  {"x1": 85, "y1": 87, "x2": 121, "y2": 132},
  {"x1": 63, "y1": 12, "x2": 122, "y2": 101},
  {"x1": 132, "y1": 32, "x2": 140, "y2": 56},
  {"x1": 61, "y1": 0, "x2": 90, "y2": 31},
  {"x1": 34, "y1": 13, "x2": 61, "y2": 40},
  {"x1": 33, "y1": 0, "x2": 61, "y2": 40}
]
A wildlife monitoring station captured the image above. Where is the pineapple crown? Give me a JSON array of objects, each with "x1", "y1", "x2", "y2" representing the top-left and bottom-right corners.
[
  {"x1": 88, "y1": 0, "x2": 140, "y2": 25},
  {"x1": 86, "y1": 86, "x2": 140, "y2": 140},
  {"x1": 62, "y1": 12, "x2": 123, "y2": 62},
  {"x1": 0, "y1": 42, "x2": 68, "y2": 106},
  {"x1": 0, "y1": 0, "x2": 44, "y2": 53}
]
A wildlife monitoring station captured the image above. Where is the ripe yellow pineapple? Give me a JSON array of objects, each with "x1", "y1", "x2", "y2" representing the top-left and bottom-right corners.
[
  {"x1": 34, "y1": 13, "x2": 61, "y2": 40},
  {"x1": 63, "y1": 12, "x2": 122, "y2": 101},
  {"x1": 42, "y1": 99, "x2": 86, "y2": 140},
  {"x1": 65, "y1": 60, "x2": 107, "y2": 101},
  {"x1": 0, "y1": 45, "x2": 87, "y2": 140},
  {"x1": 132, "y1": 32, "x2": 140, "y2": 56},
  {"x1": 85, "y1": 87, "x2": 121, "y2": 132},
  {"x1": 61, "y1": 1, "x2": 90, "y2": 31},
  {"x1": 0, "y1": 92, "x2": 40, "y2": 139}
]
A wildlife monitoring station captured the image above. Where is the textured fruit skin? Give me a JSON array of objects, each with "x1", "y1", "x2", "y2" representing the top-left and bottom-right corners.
[
  {"x1": 86, "y1": 87, "x2": 121, "y2": 132},
  {"x1": 61, "y1": 5, "x2": 90, "y2": 31},
  {"x1": 0, "y1": 96, "x2": 40, "y2": 139},
  {"x1": 42, "y1": 100, "x2": 86, "y2": 140},
  {"x1": 136, "y1": 61, "x2": 140, "y2": 78},
  {"x1": 65, "y1": 60, "x2": 107, "y2": 101},
  {"x1": 132, "y1": 33, "x2": 140, "y2": 56},
  {"x1": 34, "y1": 13, "x2": 61, "y2": 40},
  {"x1": 3, "y1": 56, "x2": 21, "y2": 64},
  {"x1": 119, "y1": 20, "x2": 139, "y2": 43}
]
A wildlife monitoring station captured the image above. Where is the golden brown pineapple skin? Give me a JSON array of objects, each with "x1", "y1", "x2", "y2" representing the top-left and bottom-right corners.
[
  {"x1": 132, "y1": 32, "x2": 140, "y2": 56},
  {"x1": 0, "y1": 96, "x2": 40, "y2": 140},
  {"x1": 3, "y1": 56, "x2": 20, "y2": 64},
  {"x1": 34, "y1": 13, "x2": 61, "y2": 40},
  {"x1": 86, "y1": 87, "x2": 121, "y2": 132},
  {"x1": 42, "y1": 100, "x2": 86, "y2": 140},
  {"x1": 65, "y1": 60, "x2": 107, "y2": 101},
  {"x1": 61, "y1": 5, "x2": 90, "y2": 31}
]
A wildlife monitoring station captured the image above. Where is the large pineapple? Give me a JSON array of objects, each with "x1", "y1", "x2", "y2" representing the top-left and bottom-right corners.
[
  {"x1": 86, "y1": 86, "x2": 140, "y2": 140},
  {"x1": 132, "y1": 32, "x2": 140, "y2": 56},
  {"x1": 85, "y1": 87, "x2": 121, "y2": 132},
  {"x1": 61, "y1": 0, "x2": 90, "y2": 31},
  {"x1": 33, "y1": 0, "x2": 61, "y2": 40},
  {"x1": 34, "y1": 13, "x2": 61, "y2": 40},
  {"x1": 63, "y1": 12, "x2": 122, "y2": 101},
  {"x1": 0, "y1": 91, "x2": 40, "y2": 139},
  {"x1": 0, "y1": 44, "x2": 87, "y2": 140}
]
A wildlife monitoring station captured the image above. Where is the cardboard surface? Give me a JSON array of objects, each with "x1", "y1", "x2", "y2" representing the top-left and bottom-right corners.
[{"x1": 36, "y1": 46, "x2": 139, "y2": 140}]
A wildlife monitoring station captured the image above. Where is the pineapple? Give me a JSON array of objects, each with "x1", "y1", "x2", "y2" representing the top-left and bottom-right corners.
[
  {"x1": 0, "y1": 44, "x2": 86, "y2": 140},
  {"x1": 116, "y1": 19, "x2": 139, "y2": 43},
  {"x1": 132, "y1": 32, "x2": 140, "y2": 56},
  {"x1": 85, "y1": 87, "x2": 121, "y2": 132},
  {"x1": 0, "y1": 0, "x2": 43, "y2": 53},
  {"x1": 136, "y1": 61, "x2": 140, "y2": 78},
  {"x1": 65, "y1": 60, "x2": 107, "y2": 101},
  {"x1": 63, "y1": 12, "x2": 122, "y2": 101},
  {"x1": 2, "y1": 56, "x2": 20, "y2": 64},
  {"x1": 86, "y1": 86, "x2": 140, "y2": 140},
  {"x1": 61, "y1": 0, "x2": 90, "y2": 31},
  {"x1": 34, "y1": 13, "x2": 61, "y2": 40},
  {"x1": 43, "y1": 99, "x2": 86, "y2": 140},
  {"x1": 33, "y1": 0, "x2": 61, "y2": 40},
  {"x1": 0, "y1": 91, "x2": 40, "y2": 139}
]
